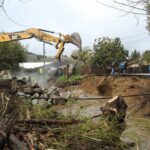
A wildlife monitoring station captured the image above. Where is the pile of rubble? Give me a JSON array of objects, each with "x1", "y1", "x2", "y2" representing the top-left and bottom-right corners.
[
  {"x1": 0, "y1": 76, "x2": 69, "y2": 107},
  {"x1": 0, "y1": 70, "x2": 11, "y2": 80}
]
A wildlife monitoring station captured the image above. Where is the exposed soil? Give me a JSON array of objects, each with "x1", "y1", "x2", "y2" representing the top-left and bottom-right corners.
[
  {"x1": 64, "y1": 76, "x2": 150, "y2": 116},
  {"x1": 0, "y1": 75, "x2": 150, "y2": 149}
]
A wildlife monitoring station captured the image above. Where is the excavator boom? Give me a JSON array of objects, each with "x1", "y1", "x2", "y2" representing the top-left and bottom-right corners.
[{"x1": 0, "y1": 28, "x2": 82, "y2": 61}]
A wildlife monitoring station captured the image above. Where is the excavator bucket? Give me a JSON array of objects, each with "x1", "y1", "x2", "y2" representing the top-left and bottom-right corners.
[{"x1": 68, "y1": 32, "x2": 82, "y2": 50}]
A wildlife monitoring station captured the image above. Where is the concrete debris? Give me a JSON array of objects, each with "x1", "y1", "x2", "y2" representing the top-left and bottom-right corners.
[
  {"x1": 60, "y1": 91, "x2": 71, "y2": 99},
  {"x1": 1, "y1": 76, "x2": 68, "y2": 107},
  {"x1": 23, "y1": 87, "x2": 33, "y2": 94},
  {"x1": 0, "y1": 70, "x2": 11, "y2": 80},
  {"x1": 32, "y1": 99, "x2": 38, "y2": 105},
  {"x1": 31, "y1": 93, "x2": 39, "y2": 99},
  {"x1": 40, "y1": 93, "x2": 48, "y2": 99}
]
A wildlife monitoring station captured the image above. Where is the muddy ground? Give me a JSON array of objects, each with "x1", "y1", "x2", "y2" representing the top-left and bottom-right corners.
[
  {"x1": 56, "y1": 75, "x2": 150, "y2": 150},
  {"x1": 0, "y1": 75, "x2": 150, "y2": 149},
  {"x1": 60, "y1": 75, "x2": 150, "y2": 116}
]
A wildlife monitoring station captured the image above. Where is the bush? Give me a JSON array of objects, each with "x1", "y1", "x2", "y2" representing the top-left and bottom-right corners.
[{"x1": 0, "y1": 42, "x2": 26, "y2": 70}]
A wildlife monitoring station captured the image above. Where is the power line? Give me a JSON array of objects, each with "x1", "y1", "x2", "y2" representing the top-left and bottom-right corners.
[
  {"x1": 113, "y1": 0, "x2": 147, "y2": 12},
  {"x1": 1, "y1": 6, "x2": 29, "y2": 27},
  {"x1": 18, "y1": 0, "x2": 32, "y2": 3},
  {"x1": 121, "y1": 32, "x2": 148, "y2": 40},
  {"x1": 96, "y1": 0, "x2": 147, "y2": 15},
  {"x1": 123, "y1": 35, "x2": 150, "y2": 45}
]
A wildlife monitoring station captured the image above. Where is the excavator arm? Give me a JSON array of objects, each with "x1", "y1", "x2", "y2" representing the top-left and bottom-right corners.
[{"x1": 0, "y1": 28, "x2": 82, "y2": 61}]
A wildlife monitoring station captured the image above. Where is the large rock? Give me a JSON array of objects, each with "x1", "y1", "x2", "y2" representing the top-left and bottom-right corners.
[
  {"x1": 0, "y1": 70, "x2": 11, "y2": 79},
  {"x1": 17, "y1": 91, "x2": 25, "y2": 96},
  {"x1": 31, "y1": 82, "x2": 40, "y2": 88},
  {"x1": 40, "y1": 93, "x2": 48, "y2": 99},
  {"x1": 17, "y1": 77, "x2": 27, "y2": 85},
  {"x1": 60, "y1": 91, "x2": 71, "y2": 99},
  {"x1": 32, "y1": 99, "x2": 38, "y2": 105},
  {"x1": 23, "y1": 87, "x2": 33, "y2": 95},
  {"x1": 31, "y1": 93, "x2": 39, "y2": 99},
  {"x1": 48, "y1": 86, "x2": 60, "y2": 95},
  {"x1": 33, "y1": 88, "x2": 43, "y2": 94}
]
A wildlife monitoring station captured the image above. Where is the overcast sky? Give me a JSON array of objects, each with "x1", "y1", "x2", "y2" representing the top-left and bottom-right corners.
[{"x1": 0, "y1": 0, "x2": 150, "y2": 57}]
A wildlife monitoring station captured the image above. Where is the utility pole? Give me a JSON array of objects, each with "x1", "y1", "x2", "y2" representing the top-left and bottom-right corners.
[{"x1": 43, "y1": 42, "x2": 46, "y2": 72}]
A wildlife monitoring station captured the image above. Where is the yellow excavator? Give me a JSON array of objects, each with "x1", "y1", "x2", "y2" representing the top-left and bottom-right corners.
[{"x1": 0, "y1": 28, "x2": 82, "y2": 61}]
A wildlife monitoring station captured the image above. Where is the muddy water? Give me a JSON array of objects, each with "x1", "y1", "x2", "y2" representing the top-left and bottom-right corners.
[
  {"x1": 58, "y1": 94, "x2": 106, "y2": 118},
  {"x1": 59, "y1": 101, "x2": 102, "y2": 118},
  {"x1": 58, "y1": 94, "x2": 150, "y2": 150},
  {"x1": 122, "y1": 117, "x2": 150, "y2": 150}
]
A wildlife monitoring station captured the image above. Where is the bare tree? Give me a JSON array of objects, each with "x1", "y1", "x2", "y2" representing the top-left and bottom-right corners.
[{"x1": 97, "y1": 0, "x2": 150, "y2": 31}]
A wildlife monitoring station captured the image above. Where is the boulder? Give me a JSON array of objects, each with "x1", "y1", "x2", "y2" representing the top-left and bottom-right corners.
[
  {"x1": 31, "y1": 82, "x2": 40, "y2": 88},
  {"x1": 17, "y1": 91, "x2": 25, "y2": 96},
  {"x1": 60, "y1": 91, "x2": 71, "y2": 99},
  {"x1": 23, "y1": 87, "x2": 33, "y2": 95},
  {"x1": 47, "y1": 99, "x2": 53, "y2": 105},
  {"x1": 17, "y1": 77, "x2": 27, "y2": 85},
  {"x1": 33, "y1": 88, "x2": 43, "y2": 94},
  {"x1": 31, "y1": 93, "x2": 39, "y2": 99},
  {"x1": 40, "y1": 93, "x2": 48, "y2": 99},
  {"x1": 32, "y1": 99, "x2": 38, "y2": 105}
]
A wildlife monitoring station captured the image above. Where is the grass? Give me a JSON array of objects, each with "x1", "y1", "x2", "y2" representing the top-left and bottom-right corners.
[
  {"x1": 56, "y1": 74, "x2": 84, "y2": 87},
  {"x1": 15, "y1": 100, "x2": 126, "y2": 149},
  {"x1": 0, "y1": 92, "x2": 127, "y2": 150},
  {"x1": 57, "y1": 74, "x2": 84, "y2": 82}
]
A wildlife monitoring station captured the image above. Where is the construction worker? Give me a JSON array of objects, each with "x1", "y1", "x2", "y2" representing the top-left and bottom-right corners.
[
  {"x1": 111, "y1": 63, "x2": 115, "y2": 76},
  {"x1": 119, "y1": 61, "x2": 124, "y2": 74}
]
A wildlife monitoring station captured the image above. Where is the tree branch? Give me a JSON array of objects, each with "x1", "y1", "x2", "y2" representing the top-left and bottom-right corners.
[
  {"x1": 0, "y1": 0, "x2": 5, "y2": 8},
  {"x1": 113, "y1": 0, "x2": 147, "y2": 12},
  {"x1": 96, "y1": 0, "x2": 147, "y2": 15}
]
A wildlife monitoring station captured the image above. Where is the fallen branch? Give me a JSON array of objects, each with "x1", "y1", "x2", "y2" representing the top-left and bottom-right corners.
[
  {"x1": 17, "y1": 119, "x2": 82, "y2": 126},
  {"x1": 8, "y1": 133, "x2": 28, "y2": 150}
]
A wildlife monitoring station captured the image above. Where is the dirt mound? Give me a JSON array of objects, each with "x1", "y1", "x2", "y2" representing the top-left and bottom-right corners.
[{"x1": 97, "y1": 79, "x2": 113, "y2": 96}]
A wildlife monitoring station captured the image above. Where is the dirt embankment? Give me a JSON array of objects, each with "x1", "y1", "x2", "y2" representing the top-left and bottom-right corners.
[{"x1": 71, "y1": 76, "x2": 150, "y2": 116}]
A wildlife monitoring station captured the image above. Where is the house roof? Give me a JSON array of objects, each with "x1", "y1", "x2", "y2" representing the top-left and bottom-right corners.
[{"x1": 19, "y1": 62, "x2": 52, "y2": 69}]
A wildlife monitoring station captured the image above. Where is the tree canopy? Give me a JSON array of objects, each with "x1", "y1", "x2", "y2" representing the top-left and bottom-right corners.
[
  {"x1": 130, "y1": 49, "x2": 141, "y2": 61},
  {"x1": 143, "y1": 50, "x2": 150, "y2": 64},
  {"x1": 0, "y1": 42, "x2": 26, "y2": 70},
  {"x1": 92, "y1": 37, "x2": 128, "y2": 68}
]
